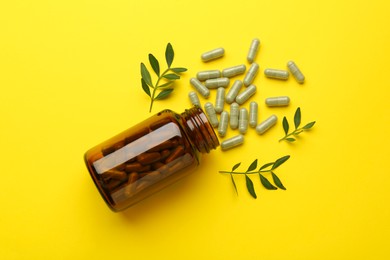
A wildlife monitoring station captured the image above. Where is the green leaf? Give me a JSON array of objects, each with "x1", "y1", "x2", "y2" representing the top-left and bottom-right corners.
[
  {"x1": 163, "y1": 74, "x2": 180, "y2": 80},
  {"x1": 246, "y1": 159, "x2": 258, "y2": 172},
  {"x1": 271, "y1": 172, "x2": 286, "y2": 190},
  {"x1": 259, "y1": 162, "x2": 274, "y2": 171},
  {"x1": 155, "y1": 88, "x2": 174, "y2": 100},
  {"x1": 171, "y1": 67, "x2": 187, "y2": 73},
  {"x1": 293, "y1": 130, "x2": 303, "y2": 135},
  {"x1": 294, "y1": 107, "x2": 301, "y2": 129},
  {"x1": 230, "y1": 174, "x2": 238, "y2": 196},
  {"x1": 271, "y1": 155, "x2": 290, "y2": 170},
  {"x1": 140, "y1": 63, "x2": 153, "y2": 87},
  {"x1": 232, "y1": 162, "x2": 241, "y2": 172},
  {"x1": 165, "y1": 43, "x2": 174, "y2": 68},
  {"x1": 285, "y1": 138, "x2": 296, "y2": 142},
  {"x1": 303, "y1": 121, "x2": 316, "y2": 130},
  {"x1": 245, "y1": 175, "x2": 257, "y2": 199},
  {"x1": 141, "y1": 78, "x2": 150, "y2": 97},
  {"x1": 259, "y1": 174, "x2": 277, "y2": 190},
  {"x1": 282, "y1": 116, "x2": 289, "y2": 135},
  {"x1": 148, "y1": 54, "x2": 160, "y2": 76},
  {"x1": 157, "y1": 81, "x2": 174, "y2": 88}
]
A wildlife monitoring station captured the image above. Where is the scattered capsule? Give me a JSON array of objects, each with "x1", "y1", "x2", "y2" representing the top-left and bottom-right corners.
[
  {"x1": 201, "y1": 48, "x2": 225, "y2": 62},
  {"x1": 238, "y1": 108, "x2": 248, "y2": 134},
  {"x1": 221, "y1": 134, "x2": 244, "y2": 151},
  {"x1": 256, "y1": 115, "x2": 278, "y2": 135},
  {"x1": 204, "y1": 102, "x2": 219, "y2": 128},
  {"x1": 197, "y1": 70, "x2": 221, "y2": 81},
  {"x1": 249, "y1": 101, "x2": 258, "y2": 128},
  {"x1": 205, "y1": 78, "x2": 230, "y2": 89},
  {"x1": 287, "y1": 61, "x2": 305, "y2": 84},
  {"x1": 230, "y1": 102, "x2": 239, "y2": 130},
  {"x1": 215, "y1": 87, "x2": 225, "y2": 114},
  {"x1": 247, "y1": 38, "x2": 260, "y2": 63},
  {"x1": 190, "y1": 78, "x2": 210, "y2": 98},
  {"x1": 188, "y1": 91, "x2": 201, "y2": 107},
  {"x1": 218, "y1": 111, "x2": 229, "y2": 137},
  {"x1": 264, "y1": 69, "x2": 289, "y2": 80},
  {"x1": 236, "y1": 84, "x2": 256, "y2": 105},
  {"x1": 243, "y1": 62, "x2": 259, "y2": 86},
  {"x1": 225, "y1": 80, "x2": 243, "y2": 104},
  {"x1": 265, "y1": 96, "x2": 290, "y2": 107},
  {"x1": 222, "y1": 64, "x2": 246, "y2": 78}
]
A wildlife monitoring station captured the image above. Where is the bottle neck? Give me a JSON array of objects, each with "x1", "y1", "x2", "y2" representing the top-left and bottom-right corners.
[{"x1": 180, "y1": 106, "x2": 219, "y2": 154}]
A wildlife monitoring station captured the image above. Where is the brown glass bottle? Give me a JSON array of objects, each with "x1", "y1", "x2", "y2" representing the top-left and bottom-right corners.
[{"x1": 84, "y1": 106, "x2": 219, "y2": 212}]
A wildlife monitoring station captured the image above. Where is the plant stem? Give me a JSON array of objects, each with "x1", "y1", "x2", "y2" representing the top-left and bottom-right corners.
[
  {"x1": 279, "y1": 128, "x2": 303, "y2": 141},
  {"x1": 149, "y1": 68, "x2": 171, "y2": 112},
  {"x1": 219, "y1": 170, "x2": 272, "y2": 175}
]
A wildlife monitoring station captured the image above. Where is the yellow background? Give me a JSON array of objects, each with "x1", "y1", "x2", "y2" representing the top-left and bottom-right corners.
[{"x1": 1, "y1": 0, "x2": 389, "y2": 259}]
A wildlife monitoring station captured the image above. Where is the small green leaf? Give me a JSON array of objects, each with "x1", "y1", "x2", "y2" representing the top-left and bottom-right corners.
[
  {"x1": 232, "y1": 162, "x2": 241, "y2": 172},
  {"x1": 163, "y1": 73, "x2": 180, "y2": 80},
  {"x1": 293, "y1": 130, "x2": 303, "y2": 135},
  {"x1": 140, "y1": 63, "x2": 153, "y2": 87},
  {"x1": 230, "y1": 174, "x2": 238, "y2": 196},
  {"x1": 259, "y1": 174, "x2": 277, "y2": 190},
  {"x1": 271, "y1": 172, "x2": 286, "y2": 190},
  {"x1": 294, "y1": 107, "x2": 301, "y2": 129},
  {"x1": 259, "y1": 162, "x2": 274, "y2": 171},
  {"x1": 148, "y1": 54, "x2": 160, "y2": 76},
  {"x1": 282, "y1": 116, "x2": 289, "y2": 135},
  {"x1": 141, "y1": 78, "x2": 150, "y2": 97},
  {"x1": 171, "y1": 67, "x2": 187, "y2": 73},
  {"x1": 246, "y1": 159, "x2": 258, "y2": 172},
  {"x1": 303, "y1": 121, "x2": 316, "y2": 130},
  {"x1": 271, "y1": 155, "x2": 290, "y2": 170},
  {"x1": 165, "y1": 43, "x2": 174, "y2": 68},
  {"x1": 285, "y1": 138, "x2": 296, "y2": 142},
  {"x1": 245, "y1": 175, "x2": 257, "y2": 199},
  {"x1": 155, "y1": 88, "x2": 174, "y2": 100},
  {"x1": 157, "y1": 81, "x2": 174, "y2": 88}
]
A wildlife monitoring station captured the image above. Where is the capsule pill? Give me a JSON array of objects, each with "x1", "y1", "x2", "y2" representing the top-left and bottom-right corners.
[
  {"x1": 205, "y1": 78, "x2": 230, "y2": 89},
  {"x1": 249, "y1": 101, "x2": 258, "y2": 128},
  {"x1": 218, "y1": 111, "x2": 229, "y2": 137},
  {"x1": 243, "y1": 62, "x2": 259, "y2": 86},
  {"x1": 247, "y1": 38, "x2": 260, "y2": 63},
  {"x1": 264, "y1": 69, "x2": 289, "y2": 80},
  {"x1": 287, "y1": 61, "x2": 305, "y2": 84},
  {"x1": 188, "y1": 91, "x2": 201, "y2": 107},
  {"x1": 225, "y1": 80, "x2": 243, "y2": 104},
  {"x1": 230, "y1": 102, "x2": 239, "y2": 130},
  {"x1": 201, "y1": 48, "x2": 225, "y2": 62},
  {"x1": 204, "y1": 102, "x2": 219, "y2": 128},
  {"x1": 222, "y1": 64, "x2": 246, "y2": 78},
  {"x1": 236, "y1": 84, "x2": 256, "y2": 105},
  {"x1": 221, "y1": 135, "x2": 244, "y2": 151},
  {"x1": 190, "y1": 78, "x2": 210, "y2": 98},
  {"x1": 215, "y1": 87, "x2": 225, "y2": 114},
  {"x1": 238, "y1": 108, "x2": 248, "y2": 134},
  {"x1": 256, "y1": 115, "x2": 278, "y2": 135},
  {"x1": 197, "y1": 70, "x2": 221, "y2": 81},
  {"x1": 265, "y1": 96, "x2": 290, "y2": 107}
]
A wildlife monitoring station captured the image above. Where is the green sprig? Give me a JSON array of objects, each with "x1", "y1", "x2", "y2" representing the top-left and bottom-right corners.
[
  {"x1": 140, "y1": 43, "x2": 188, "y2": 112},
  {"x1": 219, "y1": 155, "x2": 290, "y2": 198},
  {"x1": 279, "y1": 107, "x2": 316, "y2": 142}
]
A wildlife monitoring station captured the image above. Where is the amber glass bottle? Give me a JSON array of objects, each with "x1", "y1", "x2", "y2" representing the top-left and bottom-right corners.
[{"x1": 84, "y1": 106, "x2": 219, "y2": 212}]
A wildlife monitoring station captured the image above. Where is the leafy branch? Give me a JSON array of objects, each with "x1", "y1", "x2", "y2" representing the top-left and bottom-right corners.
[
  {"x1": 140, "y1": 43, "x2": 187, "y2": 112},
  {"x1": 279, "y1": 107, "x2": 316, "y2": 142},
  {"x1": 219, "y1": 155, "x2": 290, "y2": 198}
]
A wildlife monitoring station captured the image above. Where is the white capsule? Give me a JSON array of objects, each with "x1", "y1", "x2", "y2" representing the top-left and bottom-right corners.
[
  {"x1": 218, "y1": 111, "x2": 229, "y2": 137},
  {"x1": 264, "y1": 69, "x2": 289, "y2": 80},
  {"x1": 256, "y1": 115, "x2": 278, "y2": 135},
  {"x1": 225, "y1": 80, "x2": 243, "y2": 104},
  {"x1": 190, "y1": 78, "x2": 210, "y2": 98},
  {"x1": 215, "y1": 87, "x2": 225, "y2": 114},
  {"x1": 249, "y1": 101, "x2": 258, "y2": 128},
  {"x1": 205, "y1": 78, "x2": 230, "y2": 89},
  {"x1": 239, "y1": 108, "x2": 248, "y2": 134},
  {"x1": 221, "y1": 134, "x2": 244, "y2": 151},
  {"x1": 236, "y1": 84, "x2": 256, "y2": 105},
  {"x1": 204, "y1": 102, "x2": 219, "y2": 128},
  {"x1": 222, "y1": 64, "x2": 246, "y2": 78},
  {"x1": 188, "y1": 91, "x2": 201, "y2": 107},
  {"x1": 243, "y1": 62, "x2": 259, "y2": 86},
  {"x1": 265, "y1": 96, "x2": 290, "y2": 107},
  {"x1": 197, "y1": 70, "x2": 221, "y2": 81},
  {"x1": 201, "y1": 48, "x2": 225, "y2": 62},
  {"x1": 247, "y1": 38, "x2": 260, "y2": 63},
  {"x1": 230, "y1": 102, "x2": 239, "y2": 130},
  {"x1": 287, "y1": 61, "x2": 305, "y2": 84}
]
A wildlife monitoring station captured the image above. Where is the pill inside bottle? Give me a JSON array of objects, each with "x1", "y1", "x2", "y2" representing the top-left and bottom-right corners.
[{"x1": 84, "y1": 106, "x2": 219, "y2": 212}]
